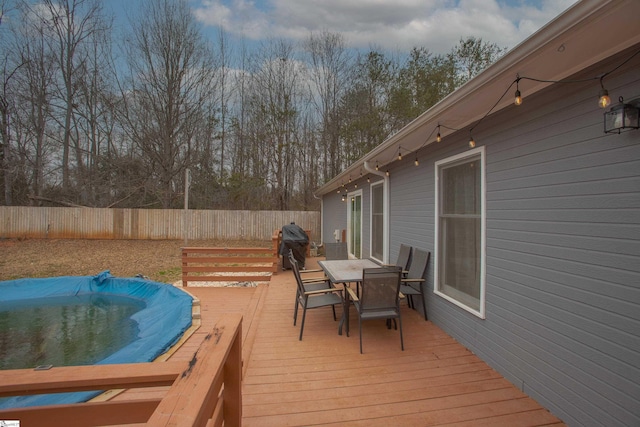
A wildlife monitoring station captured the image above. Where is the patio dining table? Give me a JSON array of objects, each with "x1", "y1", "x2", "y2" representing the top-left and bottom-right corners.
[{"x1": 318, "y1": 258, "x2": 381, "y2": 335}]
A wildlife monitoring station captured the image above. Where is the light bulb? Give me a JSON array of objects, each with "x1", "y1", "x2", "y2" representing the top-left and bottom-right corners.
[
  {"x1": 598, "y1": 89, "x2": 611, "y2": 108},
  {"x1": 385, "y1": 170, "x2": 390, "y2": 177},
  {"x1": 414, "y1": 157, "x2": 419, "y2": 166},
  {"x1": 469, "y1": 137, "x2": 476, "y2": 148},
  {"x1": 436, "y1": 132, "x2": 441, "y2": 143},
  {"x1": 514, "y1": 89, "x2": 522, "y2": 106}
]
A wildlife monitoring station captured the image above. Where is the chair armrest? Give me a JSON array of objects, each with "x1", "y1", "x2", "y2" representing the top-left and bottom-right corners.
[
  {"x1": 401, "y1": 278, "x2": 425, "y2": 283},
  {"x1": 301, "y1": 269, "x2": 324, "y2": 274},
  {"x1": 301, "y1": 276, "x2": 327, "y2": 283},
  {"x1": 304, "y1": 287, "x2": 343, "y2": 296},
  {"x1": 345, "y1": 286, "x2": 359, "y2": 302}
]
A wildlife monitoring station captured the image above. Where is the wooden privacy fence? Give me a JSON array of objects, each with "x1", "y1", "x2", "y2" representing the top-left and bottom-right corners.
[
  {"x1": 0, "y1": 206, "x2": 319, "y2": 241},
  {"x1": 0, "y1": 315, "x2": 243, "y2": 427}
]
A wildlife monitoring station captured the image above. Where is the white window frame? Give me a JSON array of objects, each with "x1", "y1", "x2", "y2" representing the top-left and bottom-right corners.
[
  {"x1": 434, "y1": 146, "x2": 486, "y2": 319},
  {"x1": 369, "y1": 181, "x2": 386, "y2": 264},
  {"x1": 347, "y1": 189, "x2": 363, "y2": 259}
]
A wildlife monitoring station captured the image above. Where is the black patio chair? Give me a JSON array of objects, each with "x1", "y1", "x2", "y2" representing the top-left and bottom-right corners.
[
  {"x1": 346, "y1": 266, "x2": 404, "y2": 354},
  {"x1": 289, "y1": 250, "x2": 332, "y2": 317},
  {"x1": 384, "y1": 243, "x2": 412, "y2": 276},
  {"x1": 400, "y1": 248, "x2": 431, "y2": 321},
  {"x1": 290, "y1": 251, "x2": 343, "y2": 341}
]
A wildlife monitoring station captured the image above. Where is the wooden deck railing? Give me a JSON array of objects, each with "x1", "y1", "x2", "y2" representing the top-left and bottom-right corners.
[
  {"x1": 0, "y1": 314, "x2": 243, "y2": 427},
  {"x1": 181, "y1": 247, "x2": 279, "y2": 287}
]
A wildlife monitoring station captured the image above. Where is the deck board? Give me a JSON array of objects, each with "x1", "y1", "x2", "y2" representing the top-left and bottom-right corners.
[{"x1": 115, "y1": 258, "x2": 565, "y2": 426}]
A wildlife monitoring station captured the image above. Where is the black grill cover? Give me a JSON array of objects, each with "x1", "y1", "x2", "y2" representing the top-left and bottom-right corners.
[{"x1": 280, "y1": 223, "x2": 309, "y2": 269}]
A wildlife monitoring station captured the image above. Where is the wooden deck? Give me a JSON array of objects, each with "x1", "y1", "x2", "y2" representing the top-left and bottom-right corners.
[{"x1": 120, "y1": 257, "x2": 566, "y2": 426}]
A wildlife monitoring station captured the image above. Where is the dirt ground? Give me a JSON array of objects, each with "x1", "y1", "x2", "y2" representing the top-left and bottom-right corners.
[{"x1": 0, "y1": 238, "x2": 271, "y2": 283}]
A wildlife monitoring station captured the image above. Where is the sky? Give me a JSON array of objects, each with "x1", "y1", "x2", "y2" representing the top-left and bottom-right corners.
[
  {"x1": 188, "y1": 0, "x2": 579, "y2": 53},
  {"x1": 109, "y1": 0, "x2": 579, "y2": 55}
]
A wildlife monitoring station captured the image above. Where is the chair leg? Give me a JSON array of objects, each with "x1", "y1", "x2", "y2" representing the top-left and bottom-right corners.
[
  {"x1": 332, "y1": 304, "x2": 337, "y2": 321},
  {"x1": 358, "y1": 317, "x2": 363, "y2": 354},
  {"x1": 421, "y1": 286, "x2": 428, "y2": 321},
  {"x1": 293, "y1": 297, "x2": 299, "y2": 325},
  {"x1": 398, "y1": 315, "x2": 404, "y2": 351},
  {"x1": 299, "y1": 307, "x2": 307, "y2": 341}
]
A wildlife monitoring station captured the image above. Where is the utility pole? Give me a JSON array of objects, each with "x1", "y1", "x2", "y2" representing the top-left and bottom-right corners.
[{"x1": 183, "y1": 168, "x2": 190, "y2": 245}]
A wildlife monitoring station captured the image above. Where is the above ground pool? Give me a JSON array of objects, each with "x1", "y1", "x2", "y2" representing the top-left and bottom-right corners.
[{"x1": 0, "y1": 271, "x2": 193, "y2": 409}]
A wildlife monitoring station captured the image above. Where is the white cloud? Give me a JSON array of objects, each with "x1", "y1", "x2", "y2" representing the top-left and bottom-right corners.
[{"x1": 192, "y1": 0, "x2": 578, "y2": 53}]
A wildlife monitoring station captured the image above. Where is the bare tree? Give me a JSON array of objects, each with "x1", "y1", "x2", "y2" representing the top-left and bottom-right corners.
[
  {"x1": 121, "y1": 0, "x2": 218, "y2": 208},
  {"x1": 304, "y1": 30, "x2": 350, "y2": 187},
  {"x1": 244, "y1": 39, "x2": 308, "y2": 210},
  {"x1": 40, "y1": 0, "x2": 108, "y2": 193},
  {"x1": 3, "y1": 2, "x2": 60, "y2": 205}
]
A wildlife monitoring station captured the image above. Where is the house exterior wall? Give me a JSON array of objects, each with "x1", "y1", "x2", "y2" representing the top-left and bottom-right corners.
[
  {"x1": 321, "y1": 191, "x2": 348, "y2": 244},
  {"x1": 321, "y1": 46, "x2": 640, "y2": 426}
]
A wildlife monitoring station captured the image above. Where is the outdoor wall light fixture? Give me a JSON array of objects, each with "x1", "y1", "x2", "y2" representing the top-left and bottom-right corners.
[{"x1": 604, "y1": 97, "x2": 640, "y2": 134}]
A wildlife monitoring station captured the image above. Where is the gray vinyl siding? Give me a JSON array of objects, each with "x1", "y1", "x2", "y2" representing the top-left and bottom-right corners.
[
  {"x1": 429, "y1": 51, "x2": 640, "y2": 426},
  {"x1": 321, "y1": 192, "x2": 347, "y2": 244},
  {"x1": 323, "y1": 46, "x2": 640, "y2": 426}
]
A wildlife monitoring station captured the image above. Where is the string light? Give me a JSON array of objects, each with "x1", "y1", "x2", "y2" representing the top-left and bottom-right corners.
[
  {"x1": 469, "y1": 134, "x2": 476, "y2": 148},
  {"x1": 598, "y1": 77, "x2": 611, "y2": 108},
  {"x1": 330, "y1": 47, "x2": 640, "y2": 195}
]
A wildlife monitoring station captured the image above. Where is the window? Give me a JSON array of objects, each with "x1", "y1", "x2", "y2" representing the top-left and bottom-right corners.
[
  {"x1": 434, "y1": 147, "x2": 486, "y2": 318},
  {"x1": 370, "y1": 183, "x2": 384, "y2": 262}
]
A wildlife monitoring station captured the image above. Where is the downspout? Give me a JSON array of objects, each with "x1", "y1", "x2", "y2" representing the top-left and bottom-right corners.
[
  {"x1": 313, "y1": 192, "x2": 323, "y2": 246},
  {"x1": 364, "y1": 160, "x2": 390, "y2": 264}
]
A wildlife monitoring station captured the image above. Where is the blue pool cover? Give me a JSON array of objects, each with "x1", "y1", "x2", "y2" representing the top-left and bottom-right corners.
[{"x1": 0, "y1": 271, "x2": 193, "y2": 409}]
